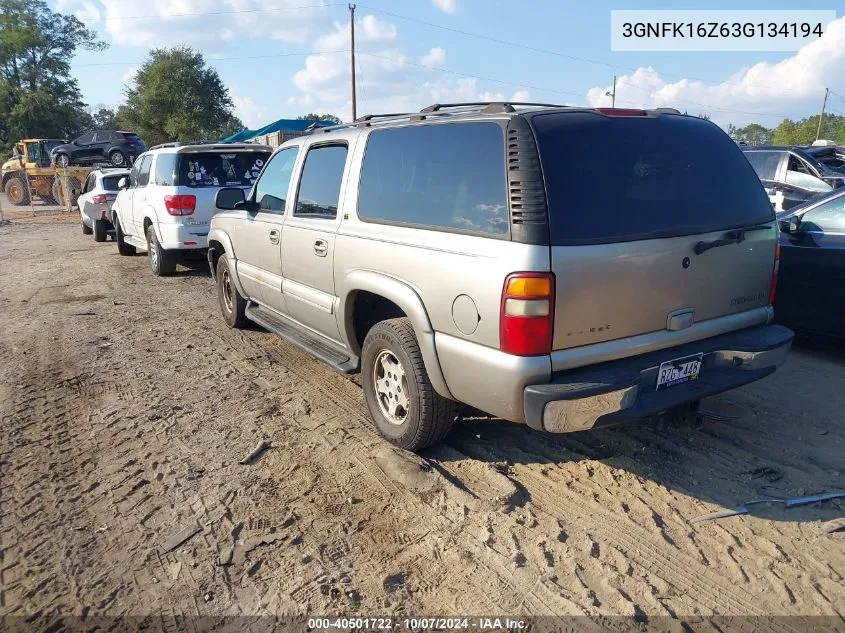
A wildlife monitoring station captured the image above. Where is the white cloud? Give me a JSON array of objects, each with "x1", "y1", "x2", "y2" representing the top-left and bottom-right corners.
[
  {"x1": 421, "y1": 47, "x2": 446, "y2": 68},
  {"x1": 314, "y1": 14, "x2": 397, "y2": 52},
  {"x1": 56, "y1": 0, "x2": 330, "y2": 48},
  {"x1": 510, "y1": 89, "x2": 530, "y2": 102},
  {"x1": 586, "y1": 15, "x2": 845, "y2": 126},
  {"x1": 231, "y1": 89, "x2": 266, "y2": 128},
  {"x1": 432, "y1": 0, "x2": 457, "y2": 14},
  {"x1": 121, "y1": 66, "x2": 138, "y2": 85}
]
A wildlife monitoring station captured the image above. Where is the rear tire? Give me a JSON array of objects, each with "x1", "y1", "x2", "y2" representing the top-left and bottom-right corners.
[
  {"x1": 146, "y1": 225, "x2": 177, "y2": 276},
  {"x1": 81, "y1": 219, "x2": 93, "y2": 235},
  {"x1": 93, "y1": 219, "x2": 107, "y2": 242},
  {"x1": 362, "y1": 318, "x2": 459, "y2": 451},
  {"x1": 4, "y1": 177, "x2": 29, "y2": 206},
  {"x1": 114, "y1": 216, "x2": 136, "y2": 256},
  {"x1": 216, "y1": 256, "x2": 248, "y2": 328},
  {"x1": 109, "y1": 150, "x2": 126, "y2": 166}
]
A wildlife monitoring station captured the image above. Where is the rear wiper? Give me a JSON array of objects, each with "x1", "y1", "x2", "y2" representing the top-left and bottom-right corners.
[{"x1": 694, "y1": 223, "x2": 771, "y2": 255}]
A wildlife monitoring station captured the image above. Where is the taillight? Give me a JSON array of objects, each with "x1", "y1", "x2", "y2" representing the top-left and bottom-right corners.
[
  {"x1": 595, "y1": 108, "x2": 647, "y2": 116},
  {"x1": 92, "y1": 194, "x2": 116, "y2": 204},
  {"x1": 500, "y1": 272, "x2": 555, "y2": 356},
  {"x1": 164, "y1": 194, "x2": 196, "y2": 216},
  {"x1": 769, "y1": 242, "x2": 781, "y2": 304}
]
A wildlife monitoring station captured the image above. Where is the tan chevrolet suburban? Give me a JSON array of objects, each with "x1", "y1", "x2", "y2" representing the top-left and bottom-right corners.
[{"x1": 207, "y1": 102, "x2": 793, "y2": 451}]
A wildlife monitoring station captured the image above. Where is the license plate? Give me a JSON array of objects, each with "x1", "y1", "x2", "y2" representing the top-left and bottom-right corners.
[{"x1": 656, "y1": 353, "x2": 703, "y2": 391}]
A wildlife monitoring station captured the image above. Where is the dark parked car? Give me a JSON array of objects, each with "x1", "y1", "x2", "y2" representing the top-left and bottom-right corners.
[
  {"x1": 51, "y1": 131, "x2": 146, "y2": 167},
  {"x1": 775, "y1": 188, "x2": 845, "y2": 339},
  {"x1": 801, "y1": 145, "x2": 845, "y2": 173},
  {"x1": 743, "y1": 146, "x2": 845, "y2": 212}
]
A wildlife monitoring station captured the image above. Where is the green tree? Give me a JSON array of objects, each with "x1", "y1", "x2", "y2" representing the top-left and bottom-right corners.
[
  {"x1": 297, "y1": 113, "x2": 342, "y2": 124},
  {"x1": 733, "y1": 123, "x2": 773, "y2": 146},
  {"x1": 117, "y1": 47, "x2": 242, "y2": 147},
  {"x1": 90, "y1": 106, "x2": 117, "y2": 129},
  {"x1": 0, "y1": 0, "x2": 105, "y2": 153},
  {"x1": 772, "y1": 119, "x2": 803, "y2": 145}
]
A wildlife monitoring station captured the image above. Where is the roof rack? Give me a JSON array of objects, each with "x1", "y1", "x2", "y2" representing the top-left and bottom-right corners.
[
  {"x1": 149, "y1": 142, "x2": 186, "y2": 150},
  {"x1": 420, "y1": 101, "x2": 567, "y2": 114},
  {"x1": 353, "y1": 112, "x2": 415, "y2": 126}
]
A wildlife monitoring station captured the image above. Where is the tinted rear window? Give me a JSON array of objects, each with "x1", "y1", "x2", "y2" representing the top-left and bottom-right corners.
[
  {"x1": 532, "y1": 113, "x2": 774, "y2": 244},
  {"x1": 175, "y1": 151, "x2": 270, "y2": 188},
  {"x1": 102, "y1": 175, "x2": 124, "y2": 191}
]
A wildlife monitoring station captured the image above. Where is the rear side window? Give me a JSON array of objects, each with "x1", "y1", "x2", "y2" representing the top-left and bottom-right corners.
[
  {"x1": 294, "y1": 145, "x2": 347, "y2": 218},
  {"x1": 137, "y1": 155, "x2": 153, "y2": 187},
  {"x1": 532, "y1": 113, "x2": 774, "y2": 244},
  {"x1": 744, "y1": 151, "x2": 782, "y2": 181},
  {"x1": 358, "y1": 123, "x2": 507, "y2": 235},
  {"x1": 154, "y1": 154, "x2": 177, "y2": 186},
  {"x1": 102, "y1": 175, "x2": 124, "y2": 191},
  {"x1": 176, "y1": 152, "x2": 270, "y2": 188}
]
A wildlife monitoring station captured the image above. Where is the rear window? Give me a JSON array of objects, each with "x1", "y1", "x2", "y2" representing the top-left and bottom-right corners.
[
  {"x1": 532, "y1": 112, "x2": 774, "y2": 244},
  {"x1": 123, "y1": 133, "x2": 144, "y2": 144},
  {"x1": 175, "y1": 151, "x2": 270, "y2": 188},
  {"x1": 102, "y1": 175, "x2": 124, "y2": 191},
  {"x1": 744, "y1": 151, "x2": 782, "y2": 181}
]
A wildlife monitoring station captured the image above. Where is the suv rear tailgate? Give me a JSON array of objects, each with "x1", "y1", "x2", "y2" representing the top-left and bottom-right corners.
[{"x1": 530, "y1": 111, "x2": 776, "y2": 352}]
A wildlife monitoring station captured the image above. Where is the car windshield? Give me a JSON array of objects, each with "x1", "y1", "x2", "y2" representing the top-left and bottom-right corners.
[
  {"x1": 532, "y1": 112, "x2": 775, "y2": 244},
  {"x1": 175, "y1": 151, "x2": 270, "y2": 188},
  {"x1": 42, "y1": 141, "x2": 63, "y2": 154}
]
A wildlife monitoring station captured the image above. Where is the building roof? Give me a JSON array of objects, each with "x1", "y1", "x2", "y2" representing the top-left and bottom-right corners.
[{"x1": 218, "y1": 118, "x2": 333, "y2": 143}]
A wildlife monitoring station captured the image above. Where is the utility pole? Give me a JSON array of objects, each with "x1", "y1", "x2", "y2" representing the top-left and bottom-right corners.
[
  {"x1": 605, "y1": 76, "x2": 616, "y2": 108},
  {"x1": 349, "y1": 3, "x2": 357, "y2": 121},
  {"x1": 815, "y1": 87, "x2": 829, "y2": 141}
]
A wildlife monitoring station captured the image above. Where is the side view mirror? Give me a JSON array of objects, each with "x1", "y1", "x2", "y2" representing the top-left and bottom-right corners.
[
  {"x1": 117, "y1": 177, "x2": 128, "y2": 190},
  {"x1": 788, "y1": 215, "x2": 802, "y2": 234},
  {"x1": 216, "y1": 187, "x2": 249, "y2": 211}
]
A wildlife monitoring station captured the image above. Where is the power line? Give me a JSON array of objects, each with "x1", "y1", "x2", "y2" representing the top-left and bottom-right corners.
[
  {"x1": 89, "y1": 1, "x2": 342, "y2": 21},
  {"x1": 357, "y1": 51, "x2": 583, "y2": 99},
  {"x1": 73, "y1": 50, "x2": 348, "y2": 67}
]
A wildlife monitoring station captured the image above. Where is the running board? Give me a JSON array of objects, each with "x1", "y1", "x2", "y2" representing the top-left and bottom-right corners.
[{"x1": 245, "y1": 302, "x2": 359, "y2": 374}]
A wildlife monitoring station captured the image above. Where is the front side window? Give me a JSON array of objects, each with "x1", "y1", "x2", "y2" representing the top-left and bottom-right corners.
[
  {"x1": 358, "y1": 123, "x2": 508, "y2": 236},
  {"x1": 128, "y1": 156, "x2": 143, "y2": 187},
  {"x1": 255, "y1": 147, "x2": 298, "y2": 214},
  {"x1": 801, "y1": 195, "x2": 845, "y2": 233},
  {"x1": 294, "y1": 145, "x2": 347, "y2": 218}
]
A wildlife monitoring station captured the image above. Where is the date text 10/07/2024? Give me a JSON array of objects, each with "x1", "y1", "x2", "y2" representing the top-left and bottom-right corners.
[{"x1": 306, "y1": 617, "x2": 528, "y2": 630}]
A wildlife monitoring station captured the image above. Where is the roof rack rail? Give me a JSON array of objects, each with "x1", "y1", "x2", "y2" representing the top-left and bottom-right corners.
[
  {"x1": 149, "y1": 142, "x2": 185, "y2": 150},
  {"x1": 420, "y1": 101, "x2": 567, "y2": 114},
  {"x1": 353, "y1": 112, "x2": 415, "y2": 126}
]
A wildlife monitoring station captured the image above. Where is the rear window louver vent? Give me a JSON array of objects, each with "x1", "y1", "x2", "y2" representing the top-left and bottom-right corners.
[{"x1": 506, "y1": 117, "x2": 549, "y2": 245}]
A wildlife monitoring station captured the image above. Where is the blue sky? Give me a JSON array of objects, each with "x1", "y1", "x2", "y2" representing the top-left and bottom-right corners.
[{"x1": 52, "y1": 0, "x2": 845, "y2": 130}]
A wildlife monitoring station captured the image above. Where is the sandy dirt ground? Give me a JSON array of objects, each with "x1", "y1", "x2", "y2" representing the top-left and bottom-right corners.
[{"x1": 1, "y1": 208, "x2": 844, "y2": 632}]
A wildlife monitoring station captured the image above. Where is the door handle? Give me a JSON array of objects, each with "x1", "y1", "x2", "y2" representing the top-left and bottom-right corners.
[
  {"x1": 269, "y1": 229, "x2": 280, "y2": 245},
  {"x1": 314, "y1": 239, "x2": 328, "y2": 257}
]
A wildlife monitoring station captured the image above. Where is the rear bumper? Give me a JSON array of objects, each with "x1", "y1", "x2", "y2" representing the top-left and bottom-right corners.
[
  {"x1": 524, "y1": 324, "x2": 794, "y2": 433},
  {"x1": 156, "y1": 222, "x2": 209, "y2": 250}
]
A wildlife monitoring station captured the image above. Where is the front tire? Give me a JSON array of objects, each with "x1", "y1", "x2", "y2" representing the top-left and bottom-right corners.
[
  {"x1": 56, "y1": 153, "x2": 70, "y2": 168},
  {"x1": 146, "y1": 225, "x2": 176, "y2": 276},
  {"x1": 114, "y1": 216, "x2": 136, "y2": 256},
  {"x1": 109, "y1": 150, "x2": 126, "y2": 166},
  {"x1": 216, "y1": 256, "x2": 248, "y2": 328},
  {"x1": 4, "y1": 177, "x2": 29, "y2": 206},
  {"x1": 93, "y1": 219, "x2": 107, "y2": 242},
  {"x1": 362, "y1": 318, "x2": 459, "y2": 451}
]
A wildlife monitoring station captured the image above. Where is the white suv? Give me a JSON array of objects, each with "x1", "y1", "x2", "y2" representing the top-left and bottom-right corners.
[{"x1": 111, "y1": 142, "x2": 272, "y2": 275}]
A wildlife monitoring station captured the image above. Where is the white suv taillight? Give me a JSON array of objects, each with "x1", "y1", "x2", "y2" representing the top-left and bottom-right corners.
[
  {"x1": 164, "y1": 194, "x2": 196, "y2": 216},
  {"x1": 500, "y1": 272, "x2": 555, "y2": 356}
]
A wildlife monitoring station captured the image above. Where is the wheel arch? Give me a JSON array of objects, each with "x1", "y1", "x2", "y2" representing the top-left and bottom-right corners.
[
  {"x1": 206, "y1": 229, "x2": 247, "y2": 296},
  {"x1": 340, "y1": 270, "x2": 454, "y2": 400}
]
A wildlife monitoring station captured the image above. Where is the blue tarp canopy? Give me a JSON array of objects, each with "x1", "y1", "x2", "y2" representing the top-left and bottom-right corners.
[{"x1": 218, "y1": 118, "x2": 332, "y2": 143}]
